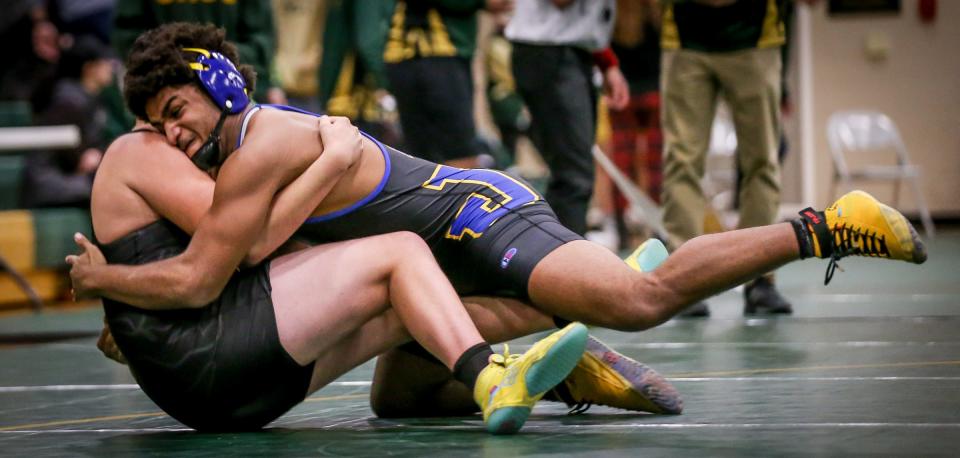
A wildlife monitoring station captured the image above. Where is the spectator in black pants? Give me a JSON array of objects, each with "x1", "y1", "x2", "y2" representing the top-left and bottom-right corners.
[
  {"x1": 383, "y1": 0, "x2": 513, "y2": 169},
  {"x1": 506, "y1": 0, "x2": 627, "y2": 235}
]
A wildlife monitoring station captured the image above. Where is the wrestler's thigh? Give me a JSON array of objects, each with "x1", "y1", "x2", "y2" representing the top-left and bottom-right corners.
[
  {"x1": 269, "y1": 235, "x2": 403, "y2": 365},
  {"x1": 527, "y1": 240, "x2": 639, "y2": 328},
  {"x1": 307, "y1": 309, "x2": 408, "y2": 393}
]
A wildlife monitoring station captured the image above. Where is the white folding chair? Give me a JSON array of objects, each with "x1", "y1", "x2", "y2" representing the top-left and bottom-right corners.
[
  {"x1": 826, "y1": 110, "x2": 935, "y2": 239},
  {"x1": 702, "y1": 113, "x2": 739, "y2": 216}
]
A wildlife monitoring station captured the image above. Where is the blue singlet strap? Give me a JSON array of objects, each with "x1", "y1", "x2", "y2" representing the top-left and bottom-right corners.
[{"x1": 237, "y1": 104, "x2": 392, "y2": 223}]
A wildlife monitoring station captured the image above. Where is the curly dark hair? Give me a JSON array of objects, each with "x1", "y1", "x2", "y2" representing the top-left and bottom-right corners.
[{"x1": 122, "y1": 22, "x2": 257, "y2": 120}]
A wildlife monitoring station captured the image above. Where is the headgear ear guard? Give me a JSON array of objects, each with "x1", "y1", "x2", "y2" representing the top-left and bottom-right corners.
[
  {"x1": 182, "y1": 47, "x2": 249, "y2": 114},
  {"x1": 181, "y1": 47, "x2": 250, "y2": 171}
]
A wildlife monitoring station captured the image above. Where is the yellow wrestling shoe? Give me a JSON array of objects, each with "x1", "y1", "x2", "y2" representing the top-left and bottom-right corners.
[
  {"x1": 474, "y1": 322, "x2": 588, "y2": 434},
  {"x1": 548, "y1": 335, "x2": 683, "y2": 415},
  {"x1": 799, "y1": 190, "x2": 927, "y2": 283}
]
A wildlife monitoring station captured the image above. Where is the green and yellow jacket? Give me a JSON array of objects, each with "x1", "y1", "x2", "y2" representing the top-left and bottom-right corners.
[
  {"x1": 383, "y1": 0, "x2": 486, "y2": 63},
  {"x1": 661, "y1": 0, "x2": 786, "y2": 52},
  {"x1": 112, "y1": 0, "x2": 277, "y2": 96}
]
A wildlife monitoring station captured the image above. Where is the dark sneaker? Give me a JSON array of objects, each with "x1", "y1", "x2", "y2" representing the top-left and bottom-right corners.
[
  {"x1": 744, "y1": 276, "x2": 793, "y2": 315},
  {"x1": 678, "y1": 301, "x2": 710, "y2": 318}
]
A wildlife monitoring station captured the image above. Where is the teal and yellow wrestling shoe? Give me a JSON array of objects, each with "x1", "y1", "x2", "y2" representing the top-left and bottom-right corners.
[
  {"x1": 474, "y1": 322, "x2": 588, "y2": 434},
  {"x1": 624, "y1": 238, "x2": 669, "y2": 273}
]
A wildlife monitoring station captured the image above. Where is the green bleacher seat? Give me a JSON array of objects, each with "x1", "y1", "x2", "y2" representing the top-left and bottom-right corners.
[
  {"x1": 31, "y1": 208, "x2": 92, "y2": 269},
  {"x1": 0, "y1": 101, "x2": 32, "y2": 127},
  {"x1": 0, "y1": 155, "x2": 24, "y2": 210},
  {"x1": 0, "y1": 101, "x2": 32, "y2": 210}
]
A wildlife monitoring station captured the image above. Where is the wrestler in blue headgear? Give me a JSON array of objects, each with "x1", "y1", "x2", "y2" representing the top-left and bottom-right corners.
[{"x1": 122, "y1": 22, "x2": 258, "y2": 172}]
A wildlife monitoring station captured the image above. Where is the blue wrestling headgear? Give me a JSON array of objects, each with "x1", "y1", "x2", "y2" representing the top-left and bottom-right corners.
[
  {"x1": 181, "y1": 47, "x2": 250, "y2": 171},
  {"x1": 183, "y1": 47, "x2": 249, "y2": 113}
]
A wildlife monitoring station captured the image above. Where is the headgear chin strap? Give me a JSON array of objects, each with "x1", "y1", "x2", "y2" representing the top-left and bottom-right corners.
[
  {"x1": 182, "y1": 47, "x2": 250, "y2": 170},
  {"x1": 191, "y1": 107, "x2": 230, "y2": 171}
]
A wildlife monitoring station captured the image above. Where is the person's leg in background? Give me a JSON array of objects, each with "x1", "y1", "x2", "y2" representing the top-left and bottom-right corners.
[
  {"x1": 660, "y1": 49, "x2": 719, "y2": 317},
  {"x1": 586, "y1": 98, "x2": 621, "y2": 251},
  {"x1": 717, "y1": 47, "x2": 792, "y2": 315},
  {"x1": 604, "y1": 92, "x2": 641, "y2": 249},
  {"x1": 512, "y1": 43, "x2": 597, "y2": 235},
  {"x1": 484, "y1": 32, "x2": 530, "y2": 169},
  {"x1": 606, "y1": 90, "x2": 664, "y2": 250},
  {"x1": 385, "y1": 59, "x2": 437, "y2": 161},
  {"x1": 386, "y1": 56, "x2": 480, "y2": 167},
  {"x1": 418, "y1": 56, "x2": 482, "y2": 169},
  {"x1": 636, "y1": 91, "x2": 663, "y2": 207}
]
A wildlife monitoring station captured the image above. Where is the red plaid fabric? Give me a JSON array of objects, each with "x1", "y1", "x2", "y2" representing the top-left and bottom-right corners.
[{"x1": 607, "y1": 91, "x2": 663, "y2": 212}]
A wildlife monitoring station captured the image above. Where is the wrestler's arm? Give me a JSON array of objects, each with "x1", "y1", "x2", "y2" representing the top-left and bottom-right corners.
[
  {"x1": 130, "y1": 117, "x2": 358, "y2": 262},
  {"x1": 73, "y1": 124, "x2": 353, "y2": 308},
  {"x1": 245, "y1": 117, "x2": 362, "y2": 263}
]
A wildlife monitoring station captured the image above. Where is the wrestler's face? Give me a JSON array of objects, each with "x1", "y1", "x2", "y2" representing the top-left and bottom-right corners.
[{"x1": 145, "y1": 84, "x2": 222, "y2": 159}]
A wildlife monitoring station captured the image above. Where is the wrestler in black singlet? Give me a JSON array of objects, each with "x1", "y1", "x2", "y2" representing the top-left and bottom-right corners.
[
  {"x1": 100, "y1": 217, "x2": 313, "y2": 431},
  {"x1": 245, "y1": 105, "x2": 583, "y2": 297}
]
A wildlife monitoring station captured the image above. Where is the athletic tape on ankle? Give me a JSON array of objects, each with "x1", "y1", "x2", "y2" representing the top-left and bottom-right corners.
[{"x1": 790, "y1": 218, "x2": 815, "y2": 259}]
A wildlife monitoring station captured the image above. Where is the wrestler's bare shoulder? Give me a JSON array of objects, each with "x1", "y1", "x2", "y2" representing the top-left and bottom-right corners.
[
  {"x1": 92, "y1": 130, "x2": 214, "y2": 244},
  {"x1": 234, "y1": 108, "x2": 323, "y2": 169},
  {"x1": 91, "y1": 132, "x2": 171, "y2": 243}
]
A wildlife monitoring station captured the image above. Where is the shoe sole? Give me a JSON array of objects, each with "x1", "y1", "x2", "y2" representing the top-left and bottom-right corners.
[
  {"x1": 842, "y1": 191, "x2": 927, "y2": 264},
  {"x1": 879, "y1": 202, "x2": 927, "y2": 264},
  {"x1": 744, "y1": 307, "x2": 793, "y2": 315},
  {"x1": 486, "y1": 323, "x2": 589, "y2": 434},
  {"x1": 585, "y1": 336, "x2": 684, "y2": 414}
]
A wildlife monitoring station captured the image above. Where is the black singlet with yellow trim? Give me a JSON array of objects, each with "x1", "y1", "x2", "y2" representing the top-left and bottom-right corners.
[
  {"x1": 246, "y1": 105, "x2": 582, "y2": 296},
  {"x1": 99, "y1": 217, "x2": 313, "y2": 432}
]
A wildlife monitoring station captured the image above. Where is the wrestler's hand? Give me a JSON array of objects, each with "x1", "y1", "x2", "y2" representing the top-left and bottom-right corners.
[
  {"x1": 317, "y1": 115, "x2": 363, "y2": 171},
  {"x1": 65, "y1": 233, "x2": 106, "y2": 300},
  {"x1": 97, "y1": 320, "x2": 128, "y2": 365}
]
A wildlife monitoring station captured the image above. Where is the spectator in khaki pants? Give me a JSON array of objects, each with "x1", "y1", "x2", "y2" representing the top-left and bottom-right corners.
[{"x1": 660, "y1": 0, "x2": 791, "y2": 317}]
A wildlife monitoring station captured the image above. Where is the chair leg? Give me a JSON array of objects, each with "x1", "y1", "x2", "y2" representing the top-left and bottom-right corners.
[
  {"x1": 893, "y1": 178, "x2": 901, "y2": 208},
  {"x1": 0, "y1": 256, "x2": 43, "y2": 312},
  {"x1": 909, "y1": 177, "x2": 935, "y2": 239}
]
